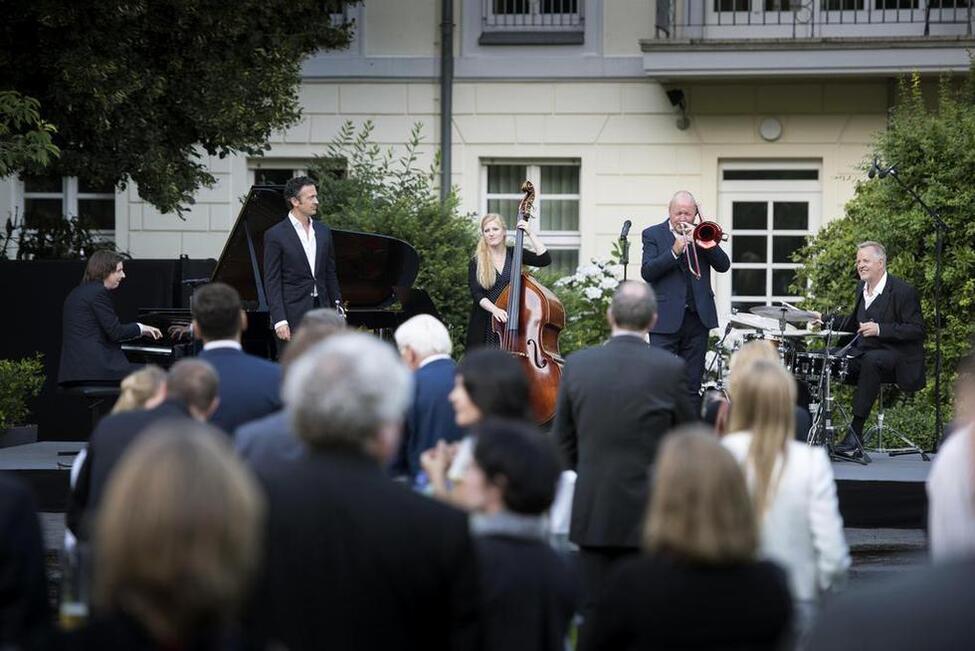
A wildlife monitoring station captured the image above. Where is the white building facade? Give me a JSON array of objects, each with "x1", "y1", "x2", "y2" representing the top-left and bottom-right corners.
[{"x1": 3, "y1": 0, "x2": 972, "y2": 316}]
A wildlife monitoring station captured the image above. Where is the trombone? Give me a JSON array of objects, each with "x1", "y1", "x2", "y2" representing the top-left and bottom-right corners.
[{"x1": 679, "y1": 208, "x2": 728, "y2": 280}]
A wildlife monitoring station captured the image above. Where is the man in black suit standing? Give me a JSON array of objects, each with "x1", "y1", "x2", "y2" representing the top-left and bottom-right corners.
[
  {"x1": 194, "y1": 282, "x2": 283, "y2": 434},
  {"x1": 263, "y1": 175, "x2": 342, "y2": 345},
  {"x1": 0, "y1": 473, "x2": 50, "y2": 648},
  {"x1": 246, "y1": 332, "x2": 480, "y2": 650},
  {"x1": 67, "y1": 359, "x2": 219, "y2": 540},
  {"x1": 58, "y1": 250, "x2": 162, "y2": 385},
  {"x1": 552, "y1": 280, "x2": 694, "y2": 625},
  {"x1": 641, "y1": 191, "x2": 730, "y2": 412},
  {"x1": 816, "y1": 241, "x2": 925, "y2": 459}
]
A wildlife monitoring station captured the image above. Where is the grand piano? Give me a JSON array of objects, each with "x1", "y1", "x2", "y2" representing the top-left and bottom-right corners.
[{"x1": 124, "y1": 185, "x2": 439, "y2": 364}]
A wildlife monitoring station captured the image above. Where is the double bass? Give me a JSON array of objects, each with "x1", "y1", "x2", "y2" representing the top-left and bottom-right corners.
[{"x1": 492, "y1": 181, "x2": 566, "y2": 424}]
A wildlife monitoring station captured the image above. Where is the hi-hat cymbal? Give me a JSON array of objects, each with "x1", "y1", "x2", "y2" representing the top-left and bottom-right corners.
[{"x1": 750, "y1": 305, "x2": 818, "y2": 324}]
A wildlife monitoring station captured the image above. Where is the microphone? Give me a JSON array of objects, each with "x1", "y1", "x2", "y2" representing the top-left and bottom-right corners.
[
  {"x1": 619, "y1": 219, "x2": 632, "y2": 241},
  {"x1": 867, "y1": 157, "x2": 880, "y2": 179},
  {"x1": 879, "y1": 164, "x2": 896, "y2": 179}
]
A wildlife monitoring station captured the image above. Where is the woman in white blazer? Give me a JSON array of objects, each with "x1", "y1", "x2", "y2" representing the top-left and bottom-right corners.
[{"x1": 722, "y1": 358, "x2": 850, "y2": 630}]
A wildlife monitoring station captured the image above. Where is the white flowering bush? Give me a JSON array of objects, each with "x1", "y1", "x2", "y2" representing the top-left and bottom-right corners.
[{"x1": 546, "y1": 257, "x2": 624, "y2": 355}]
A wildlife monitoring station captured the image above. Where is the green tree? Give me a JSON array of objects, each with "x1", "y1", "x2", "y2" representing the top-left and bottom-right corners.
[
  {"x1": 310, "y1": 121, "x2": 478, "y2": 352},
  {"x1": 0, "y1": 91, "x2": 59, "y2": 176},
  {"x1": 793, "y1": 73, "x2": 975, "y2": 440},
  {"x1": 0, "y1": 0, "x2": 358, "y2": 214}
]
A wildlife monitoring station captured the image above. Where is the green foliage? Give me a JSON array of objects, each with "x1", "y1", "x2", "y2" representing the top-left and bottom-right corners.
[
  {"x1": 0, "y1": 91, "x2": 59, "y2": 175},
  {"x1": 0, "y1": 1, "x2": 359, "y2": 214},
  {"x1": 793, "y1": 72, "x2": 975, "y2": 419},
  {"x1": 309, "y1": 121, "x2": 478, "y2": 353},
  {"x1": 1, "y1": 213, "x2": 121, "y2": 260},
  {"x1": 539, "y1": 243, "x2": 625, "y2": 356},
  {"x1": 0, "y1": 354, "x2": 45, "y2": 430}
]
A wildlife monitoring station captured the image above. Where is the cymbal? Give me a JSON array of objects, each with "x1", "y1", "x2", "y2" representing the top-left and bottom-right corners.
[
  {"x1": 773, "y1": 329, "x2": 854, "y2": 338},
  {"x1": 728, "y1": 312, "x2": 777, "y2": 331},
  {"x1": 749, "y1": 305, "x2": 818, "y2": 324}
]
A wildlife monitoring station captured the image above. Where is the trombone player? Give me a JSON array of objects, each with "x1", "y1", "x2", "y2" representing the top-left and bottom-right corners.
[{"x1": 641, "y1": 191, "x2": 730, "y2": 412}]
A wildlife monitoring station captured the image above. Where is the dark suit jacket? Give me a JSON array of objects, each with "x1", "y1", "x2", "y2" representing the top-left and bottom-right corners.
[
  {"x1": 246, "y1": 449, "x2": 480, "y2": 650},
  {"x1": 475, "y1": 534, "x2": 578, "y2": 651},
  {"x1": 68, "y1": 400, "x2": 192, "y2": 539},
  {"x1": 58, "y1": 281, "x2": 141, "y2": 384},
  {"x1": 640, "y1": 219, "x2": 730, "y2": 333},
  {"x1": 60, "y1": 612, "x2": 260, "y2": 651},
  {"x1": 0, "y1": 473, "x2": 50, "y2": 648},
  {"x1": 234, "y1": 410, "x2": 304, "y2": 466},
  {"x1": 262, "y1": 217, "x2": 342, "y2": 330},
  {"x1": 832, "y1": 274, "x2": 926, "y2": 392},
  {"x1": 582, "y1": 554, "x2": 792, "y2": 651},
  {"x1": 553, "y1": 335, "x2": 695, "y2": 548},
  {"x1": 808, "y1": 558, "x2": 975, "y2": 651},
  {"x1": 198, "y1": 347, "x2": 282, "y2": 434},
  {"x1": 391, "y1": 357, "x2": 464, "y2": 480}
]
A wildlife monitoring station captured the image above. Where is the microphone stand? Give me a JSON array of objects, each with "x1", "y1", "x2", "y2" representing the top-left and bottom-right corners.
[
  {"x1": 619, "y1": 231, "x2": 631, "y2": 282},
  {"x1": 878, "y1": 164, "x2": 947, "y2": 452}
]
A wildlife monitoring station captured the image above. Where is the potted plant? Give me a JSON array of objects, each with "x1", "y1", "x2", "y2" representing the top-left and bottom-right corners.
[{"x1": 0, "y1": 353, "x2": 45, "y2": 447}]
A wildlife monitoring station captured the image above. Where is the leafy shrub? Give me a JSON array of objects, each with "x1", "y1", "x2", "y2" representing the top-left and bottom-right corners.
[
  {"x1": 309, "y1": 121, "x2": 478, "y2": 352},
  {"x1": 540, "y1": 252, "x2": 624, "y2": 356},
  {"x1": 0, "y1": 354, "x2": 45, "y2": 429}
]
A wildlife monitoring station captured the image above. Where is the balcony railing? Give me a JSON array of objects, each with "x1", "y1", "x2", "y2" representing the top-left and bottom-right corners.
[
  {"x1": 655, "y1": 0, "x2": 973, "y2": 39},
  {"x1": 480, "y1": 0, "x2": 585, "y2": 44}
]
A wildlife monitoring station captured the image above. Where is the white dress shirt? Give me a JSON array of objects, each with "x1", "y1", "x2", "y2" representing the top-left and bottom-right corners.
[
  {"x1": 202, "y1": 340, "x2": 242, "y2": 352},
  {"x1": 927, "y1": 426, "x2": 975, "y2": 562},
  {"x1": 723, "y1": 432, "x2": 851, "y2": 603},
  {"x1": 863, "y1": 271, "x2": 887, "y2": 311}
]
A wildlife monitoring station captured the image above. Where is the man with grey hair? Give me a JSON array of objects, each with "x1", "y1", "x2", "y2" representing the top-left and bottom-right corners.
[
  {"x1": 552, "y1": 280, "x2": 694, "y2": 627},
  {"x1": 246, "y1": 332, "x2": 480, "y2": 649},
  {"x1": 390, "y1": 315, "x2": 464, "y2": 483},
  {"x1": 814, "y1": 241, "x2": 925, "y2": 459},
  {"x1": 641, "y1": 190, "x2": 730, "y2": 412}
]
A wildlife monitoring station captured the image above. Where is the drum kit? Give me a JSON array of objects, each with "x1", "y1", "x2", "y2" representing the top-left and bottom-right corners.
[{"x1": 701, "y1": 302, "x2": 858, "y2": 454}]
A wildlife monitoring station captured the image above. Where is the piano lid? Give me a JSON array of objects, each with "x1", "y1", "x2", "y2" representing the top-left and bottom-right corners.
[{"x1": 210, "y1": 185, "x2": 421, "y2": 311}]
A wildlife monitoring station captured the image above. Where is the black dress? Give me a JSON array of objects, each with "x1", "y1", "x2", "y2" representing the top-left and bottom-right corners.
[{"x1": 465, "y1": 247, "x2": 552, "y2": 351}]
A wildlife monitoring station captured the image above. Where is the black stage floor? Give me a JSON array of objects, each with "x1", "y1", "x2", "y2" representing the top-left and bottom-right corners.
[{"x1": 0, "y1": 442, "x2": 933, "y2": 527}]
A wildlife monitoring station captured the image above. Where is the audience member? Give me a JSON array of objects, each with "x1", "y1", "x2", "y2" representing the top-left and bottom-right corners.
[
  {"x1": 390, "y1": 314, "x2": 464, "y2": 482},
  {"x1": 110, "y1": 365, "x2": 167, "y2": 414},
  {"x1": 245, "y1": 333, "x2": 480, "y2": 649},
  {"x1": 62, "y1": 424, "x2": 264, "y2": 649},
  {"x1": 552, "y1": 280, "x2": 694, "y2": 623},
  {"x1": 717, "y1": 340, "x2": 811, "y2": 440},
  {"x1": 927, "y1": 351, "x2": 975, "y2": 561},
  {"x1": 722, "y1": 359, "x2": 849, "y2": 631},
  {"x1": 808, "y1": 557, "x2": 975, "y2": 651},
  {"x1": 462, "y1": 419, "x2": 578, "y2": 651},
  {"x1": 420, "y1": 348, "x2": 532, "y2": 502},
  {"x1": 0, "y1": 473, "x2": 51, "y2": 649},
  {"x1": 193, "y1": 282, "x2": 282, "y2": 433},
  {"x1": 582, "y1": 428, "x2": 793, "y2": 650},
  {"x1": 234, "y1": 320, "x2": 344, "y2": 465},
  {"x1": 68, "y1": 359, "x2": 219, "y2": 540},
  {"x1": 297, "y1": 307, "x2": 347, "y2": 331}
]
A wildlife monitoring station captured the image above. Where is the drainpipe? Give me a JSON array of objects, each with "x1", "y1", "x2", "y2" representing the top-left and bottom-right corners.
[{"x1": 440, "y1": 0, "x2": 454, "y2": 203}]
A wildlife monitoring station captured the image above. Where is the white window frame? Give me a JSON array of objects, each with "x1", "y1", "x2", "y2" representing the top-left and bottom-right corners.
[
  {"x1": 13, "y1": 175, "x2": 116, "y2": 239},
  {"x1": 482, "y1": 0, "x2": 586, "y2": 32},
  {"x1": 480, "y1": 160, "x2": 581, "y2": 263},
  {"x1": 717, "y1": 161, "x2": 822, "y2": 317}
]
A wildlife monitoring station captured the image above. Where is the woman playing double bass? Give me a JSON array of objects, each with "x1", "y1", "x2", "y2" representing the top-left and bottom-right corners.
[{"x1": 466, "y1": 213, "x2": 551, "y2": 351}]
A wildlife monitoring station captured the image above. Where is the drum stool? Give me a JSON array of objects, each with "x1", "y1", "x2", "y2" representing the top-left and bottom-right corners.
[{"x1": 862, "y1": 384, "x2": 930, "y2": 461}]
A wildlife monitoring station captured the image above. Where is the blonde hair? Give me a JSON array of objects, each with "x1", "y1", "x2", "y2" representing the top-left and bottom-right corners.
[
  {"x1": 111, "y1": 366, "x2": 166, "y2": 414},
  {"x1": 728, "y1": 340, "x2": 780, "y2": 402},
  {"x1": 94, "y1": 423, "x2": 264, "y2": 643},
  {"x1": 727, "y1": 359, "x2": 796, "y2": 516},
  {"x1": 475, "y1": 213, "x2": 507, "y2": 290},
  {"x1": 644, "y1": 427, "x2": 758, "y2": 564}
]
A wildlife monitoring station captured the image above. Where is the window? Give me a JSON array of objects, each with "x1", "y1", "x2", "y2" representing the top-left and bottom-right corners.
[
  {"x1": 20, "y1": 174, "x2": 115, "y2": 234},
  {"x1": 718, "y1": 163, "x2": 821, "y2": 315},
  {"x1": 482, "y1": 161, "x2": 581, "y2": 276},
  {"x1": 249, "y1": 160, "x2": 346, "y2": 187},
  {"x1": 480, "y1": 0, "x2": 585, "y2": 45},
  {"x1": 714, "y1": 0, "x2": 750, "y2": 11}
]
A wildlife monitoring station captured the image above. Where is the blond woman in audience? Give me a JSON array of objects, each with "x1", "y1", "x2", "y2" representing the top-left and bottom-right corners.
[{"x1": 110, "y1": 366, "x2": 166, "y2": 414}]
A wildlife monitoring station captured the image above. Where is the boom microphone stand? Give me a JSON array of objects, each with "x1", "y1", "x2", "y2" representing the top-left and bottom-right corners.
[
  {"x1": 619, "y1": 219, "x2": 632, "y2": 281},
  {"x1": 871, "y1": 160, "x2": 947, "y2": 451}
]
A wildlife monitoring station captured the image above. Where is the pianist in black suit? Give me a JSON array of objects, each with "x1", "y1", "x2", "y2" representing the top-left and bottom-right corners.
[
  {"x1": 193, "y1": 282, "x2": 283, "y2": 434},
  {"x1": 263, "y1": 176, "x2": 342, "y2": 344},
  {"x1": 58, "y1": 250, "x2": 162, "y2": 386}
]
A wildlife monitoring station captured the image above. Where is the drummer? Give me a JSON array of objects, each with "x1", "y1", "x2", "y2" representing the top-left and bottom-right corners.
[{"x1": 810, "y1": 242, "x2": 925, "y2": 461}]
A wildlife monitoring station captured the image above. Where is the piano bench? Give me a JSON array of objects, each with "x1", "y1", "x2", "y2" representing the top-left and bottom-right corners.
[{"x1": 58, "y1": 384, "x2": 121, "y2": 432}]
